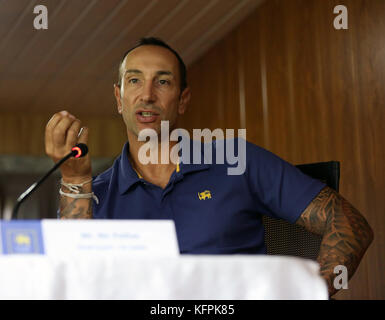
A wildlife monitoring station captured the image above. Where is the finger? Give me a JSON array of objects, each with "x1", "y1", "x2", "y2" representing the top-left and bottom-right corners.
[
  {"x1": 52, "y1": 115, "x2": 77, "y2": 148},
  {"x1": 47, "y1": 110, "x2": 72, "y2": 132},
  {"x1": 66, "y1": 119, "x2": 82, "y2": 148},
  {"x1": 77, "y1": 126, "x2": 89, "y2": 145},
  {"x1": 45, "y1": 112, "x2": 65, "y2": 154},
  {"x1": 46, "y1": 112, "x2": 62, "y2": 131}
]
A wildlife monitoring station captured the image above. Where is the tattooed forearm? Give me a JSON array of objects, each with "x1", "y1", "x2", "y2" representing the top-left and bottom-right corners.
[
  {"x1": 296, "y1": 186, "x2": 373, "y2": 296},
  {"x1": 59, "y1": 186, "x2": 92, "y2": 219}
]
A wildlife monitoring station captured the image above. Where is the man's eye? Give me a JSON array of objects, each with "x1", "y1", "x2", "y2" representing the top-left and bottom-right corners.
[
  {"x1": 159, "y1": 79, "x2": 170, "y2": 85},
  {"x1": 128, "y1": 78, "x2": 139, "y2": 84}
]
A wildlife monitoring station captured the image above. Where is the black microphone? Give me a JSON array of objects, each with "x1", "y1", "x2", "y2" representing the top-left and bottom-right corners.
[{"x1": 11, "y1": 143, "x2": 89, "y2": 220}]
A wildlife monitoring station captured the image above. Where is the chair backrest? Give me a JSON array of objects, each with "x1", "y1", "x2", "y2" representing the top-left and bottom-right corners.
[{"x1": 262, "y1": 161, "x2": 340, "y2": 260}]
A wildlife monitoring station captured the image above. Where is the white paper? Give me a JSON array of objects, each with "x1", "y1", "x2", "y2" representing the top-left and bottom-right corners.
[{"x1": 41, "y1": 219, "x2": 179, "y2": 257}]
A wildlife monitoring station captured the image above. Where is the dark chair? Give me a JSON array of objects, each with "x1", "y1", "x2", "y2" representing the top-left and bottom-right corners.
[{"x1": 262, "y1": 161, "x2": 340, "y2": 260}]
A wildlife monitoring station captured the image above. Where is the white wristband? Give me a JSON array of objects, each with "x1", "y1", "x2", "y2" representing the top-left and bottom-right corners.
[
  {"x1": 59, "y1": 188, "x2": 99, "y2": 205},
  {"x1": 61, "y1": 178, "x2": 92, "y2": 194}
]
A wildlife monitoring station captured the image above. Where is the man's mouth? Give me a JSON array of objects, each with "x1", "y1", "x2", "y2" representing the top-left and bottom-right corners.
[
  {"x1": 135, "y1": 110, "x2": 160, "y2": 123},
  {"x1": 136, "y1": 111, "x2": 159, "y2": 117}
]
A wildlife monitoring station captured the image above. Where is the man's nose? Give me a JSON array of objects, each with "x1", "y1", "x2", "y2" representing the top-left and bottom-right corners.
[{"x1": 140, "y1": 80, "x2": 156, "y2": 103}]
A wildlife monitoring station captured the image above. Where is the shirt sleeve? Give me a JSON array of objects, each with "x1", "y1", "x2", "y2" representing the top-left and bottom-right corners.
[{"x1": 245, "y1": 140, "x2": 327, "y2": 223}]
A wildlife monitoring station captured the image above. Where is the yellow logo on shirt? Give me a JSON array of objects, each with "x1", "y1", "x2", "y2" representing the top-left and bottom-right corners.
[{"x1": 198, "y1": 190, "x2": 212, "y2": 200}]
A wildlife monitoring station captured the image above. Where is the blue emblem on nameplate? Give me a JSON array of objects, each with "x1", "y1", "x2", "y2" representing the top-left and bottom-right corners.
[{"x1": 0, "y1": 221, "x2": 44, "y2": 254}]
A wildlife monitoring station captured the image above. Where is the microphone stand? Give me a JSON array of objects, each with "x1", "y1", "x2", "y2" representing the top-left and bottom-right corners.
[{"x1": 11, "y1": 144, "x2": 87, "y2": 220}]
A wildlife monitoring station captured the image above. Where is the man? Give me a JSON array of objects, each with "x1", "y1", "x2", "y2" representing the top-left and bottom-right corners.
[{"x1": 45, "y1": 38, "x2": 373, "y2": 296}]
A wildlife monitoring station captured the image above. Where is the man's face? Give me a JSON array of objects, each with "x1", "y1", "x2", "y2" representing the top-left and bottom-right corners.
[{"x1": 115, "y1": 45, "x2": 190, "y2": 138}]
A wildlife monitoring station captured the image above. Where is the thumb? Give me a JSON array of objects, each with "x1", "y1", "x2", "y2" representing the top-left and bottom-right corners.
[{"x1": 77, "y1": 127, "x2": 89, "y2": 145}]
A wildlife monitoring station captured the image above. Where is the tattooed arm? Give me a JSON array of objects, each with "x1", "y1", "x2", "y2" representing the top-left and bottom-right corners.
[
  {"x1": 296, "y1": 186, "x2": 373, "y2": 296},
  {"x1": 60, "y1": 178, "x2": 93, "y2": 219}
]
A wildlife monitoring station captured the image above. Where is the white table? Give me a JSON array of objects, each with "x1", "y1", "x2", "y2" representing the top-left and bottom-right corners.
[{"x1": 0, "y1": 254, "x2": 328, "y2": 300}]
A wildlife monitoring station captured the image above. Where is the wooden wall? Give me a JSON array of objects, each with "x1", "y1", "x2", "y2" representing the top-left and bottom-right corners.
[
  {"x1": 0, "y1": 111, "x2": 127, "y2": 158},
  {"x1": 181, "y1": 0, "x2": 385, "y2": 299}
]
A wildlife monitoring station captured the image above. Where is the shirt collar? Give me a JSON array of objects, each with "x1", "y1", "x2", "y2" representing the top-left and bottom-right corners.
[
  {"x1": 117, "y1": 138, "x2": 211, "y2": 194},
  {"x1": 178, "y1": 138, "x2": 211, "y2": 175}
]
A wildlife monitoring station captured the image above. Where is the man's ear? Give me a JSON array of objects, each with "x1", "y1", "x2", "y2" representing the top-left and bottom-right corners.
[
  {"x1": 114, "y1": 84, "x2": 122, "y2": 114},
  {"x1": 178, "y1": 87, "x2": 191, "y2": 115}
]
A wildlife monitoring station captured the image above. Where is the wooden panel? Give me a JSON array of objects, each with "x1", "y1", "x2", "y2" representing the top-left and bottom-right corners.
[
  {"x1": 0, "y1": 112, "x2": 126, "y2": 158},
  {"x1": 171, "y1": 0, "x2": 240, "y2": 52},
  {"x1": 184, "y1": 0, "x2": 385, "y2": 299},
  {"x1": 0, "y1": 0, "x2": 39, "y2": 65},
  {"x1": 236, "y1": 10, "x2": 264, "y2": 146},
  {"x1": 182, "y1": 29, "x2": 242, "y2": 136},
  {"x1": 0, "y1": 0, "x2": 92, "y2": 112},
  {"x1": 150, "y1": 0, "x2": 209, "y2": 40},
  {"x1": 182, "y1": 0, "x2": 265, "y2": 65},
  {"x1": 0, "y1": 0, "x2": 263, "y2": 116},
  {"x1": 349, "y1": 0, "x2": 385, "y2": 300}
]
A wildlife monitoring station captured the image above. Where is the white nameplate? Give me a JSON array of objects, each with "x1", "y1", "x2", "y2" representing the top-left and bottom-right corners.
[{"x1": 42, "y1": 220, "x2": 179, "y2": 257}]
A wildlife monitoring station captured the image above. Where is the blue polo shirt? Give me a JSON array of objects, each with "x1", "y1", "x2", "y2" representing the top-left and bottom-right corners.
[{"x1": 92, "y1": 138, "x2": 325, "y2": 254}]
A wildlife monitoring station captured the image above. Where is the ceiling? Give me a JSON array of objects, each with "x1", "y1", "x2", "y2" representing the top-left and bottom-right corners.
[{"x1": 0, "y1": 0, "x2": 264, "y2": 116}]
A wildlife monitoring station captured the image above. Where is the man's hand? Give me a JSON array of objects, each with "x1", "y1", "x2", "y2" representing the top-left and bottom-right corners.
[
  {"x1": 45, "y1": 110, "x2": 92, "y2": 183},
  {"x1": 45, "y1": 110, "x2": 93, "y2": 219},
  {"x1": 296, "y1": 186, "x2": 374, "y2": 297}
]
